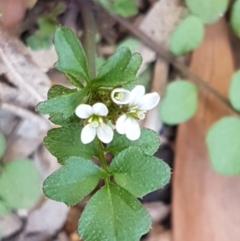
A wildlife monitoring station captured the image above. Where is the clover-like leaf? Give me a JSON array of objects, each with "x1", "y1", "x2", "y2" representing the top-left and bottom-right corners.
[
  {"x1": 37, "y1": 16, "x2": 57, "y2": 37},
  {"x1": 229, "y1": 71, "x2": 240, "y2": 112},
  {"x1": 117, "y1": 37, "x2": 140, "y2": 52},
  {"x1": 78, "y1": 183, "x2": 151, "y2": 241},
  {"x1": 113, "y1": 0, "x2": 138, "y2": 17},
  {"x1": 66, "y1": 74, "x2": 84, "y2": 88},
  {"x1": 206, "y1": 117, "x2": 240, "y2": 175},
  {"x1": 231, "y1": 0, "x2": 240, "y2": 38},
  {"x1": 94, "y1": 0, "x2": 137, "y2": 17},
  {"x1": 43, "y1": 157, "x2": 102, "y2": 205},
  {"x1": 47, "y1": 85, "x2": 77, "y2": 99},
  {"x1": 37, "y1": 88, "x2": 87, "y2": 118},
  {"x1": 92, "y1": 47, "x2": 142, "y2": 88},
  {"x1": 107, "y1": 128, "x2": 160, "y2": 156},
  {"x1": 46, "y1": 85, "x2": 79, "y2": 125},
  {"x1": 0, "y1": 132, "x2": 6, "y2": 159},
  {"x1": 54, "y1": 27, "x2": 90, "y2": 81},
  {"x1": 0, "y1": 159, "x2": 41, "y2": 209},
  {"x1": 170, "y1": 15, "x2": 204, "y2": 56},
  {"x1": 160, "y1": 80, "x2": 198, "y2": 125},
  {"x1": 49, "y1": 113, "x2": 79, "y2": 126},
  {"x1": 186, "y1": 0, "x2": 228, "y2": 23},
  {"x1": 0, "y1": 199, "x2": 11, "y2": 216},
  {"x1": 109, "y1": 147, "x2": 170, "y2": 197},
  {"x1": 44, "y1": 123, "x2": 98, "y2": 164}
]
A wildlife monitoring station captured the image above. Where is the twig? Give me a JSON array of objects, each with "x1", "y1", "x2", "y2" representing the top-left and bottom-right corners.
[
  {"x1": 1, "y1": 102, "x2": 50, "y2": 126},
  {"x1": 98, "y1": 7, "x2": 239, "y2": 116},
  {"x1": 0, "y1": 47, "x2": 44, "y2": 103}
]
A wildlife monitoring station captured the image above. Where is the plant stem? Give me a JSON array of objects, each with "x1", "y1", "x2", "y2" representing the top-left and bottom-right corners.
[
  {"x1": 98, "y1": 140, "x2": 110, "y2": 185},
  {"x1": 78, "y1": 0, "x2": 97, "y2": 79},
  {"x1": 98, "y1": 141, "x2": 108, "y2": 170}
]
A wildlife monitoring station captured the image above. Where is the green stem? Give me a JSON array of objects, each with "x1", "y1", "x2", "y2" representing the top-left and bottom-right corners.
[
  {"x1": 98, "y1": 141, "x2": 108, "y2": 170},
  {"x1": 78, "y1": 0, "x2": 97, "y2": 79},
  {"x1": 98, "y1": 140, "x2": 110, "y2": 185}
]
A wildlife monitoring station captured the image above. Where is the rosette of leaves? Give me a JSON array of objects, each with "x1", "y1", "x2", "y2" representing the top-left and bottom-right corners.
[{"x1": 37, "y1": 27, "x2": 171, "y2": 241}]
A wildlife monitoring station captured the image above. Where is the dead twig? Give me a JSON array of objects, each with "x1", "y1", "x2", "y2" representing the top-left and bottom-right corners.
[{"x1": 0, "y1": 102, "x2": 48, "y2": 125}]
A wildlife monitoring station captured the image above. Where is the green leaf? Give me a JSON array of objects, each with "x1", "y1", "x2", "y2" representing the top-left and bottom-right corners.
[
  {"x1": 117, "y1": 38, "x2": 140, "y2": 52},
  {"x1": 49, "y1": 113, "x2": 79, "y2": 126},
  {"x1": 38, "y1": 16, "x2": 57, "y2": 37},
  {"x1": 160, "y1": 80, "x2": 198, "y2": 125},
  {"x1": 47, "y1": 85, "x2": 77, "y2": 99},
  {"x1": 0, "y1": 199, "x2": 11, "y2": 216},
  {"x1": 229, "y1": 70, "x2": 240, "y2": 112},
  {"x1": 43, "y1": 157, "x2": 102, "y2": 205},
  {"x1": 78, "y1": 184, "x2": 151, "y2": 241},
  {"x1": 113, "y1": 0, "x2": 138, "y2": 17},
  {"x1": 54, "y1": 27, "x2": 90, "y2": 81},
  {"x1": 206, "y1": 117, "x2": 240, "y2": 175},
  {"x1": 26, "y1": 34, "x2": 52, "y2": 50},
  {"x1": 0, "y1": 159, "x2": 41, "y2": 209},
  {"x1": 46, "y1": 85, "x2": 79, "y2": 125},
  {"x1": 65, "y1": 74, "x2": 84, "y2": 88},
  {"x1": 25, "y1": 3, "x2": 66, "y2": 50},
  {"x1": 92, "y1": 47, "x2": 142, "y2": 87},
  {"x1": 109, "y1": 147, "x2": 171, "y2": 197},
  {"x1": 170, "y1": 15, "x2": 204, "y2": 56},
  {"x1": 44, "y1": 123, "x2": 98, "y2": 164},
  {"x1": 37, "y1": 89, "x2": 87, "y2": 118},
  {"x1": 231, "y1": 0, "x2": 240, "y2": 38},
  {"x1": 94, "y1": 0, "x2": 114, "y2": 12},
  {"x1": 0, "y1": 132, "x2": 6, "y2": 159},
  {"x1": 94, "y1": 0, "x2": 137, "y2": 17},
  {"x1": 186, "y1": 0, "x2": 228, "y2": 23},
  {"x1": 107, "y1": 128, "x2": 160, "y2": 156},
  {"x1": 96, "y1": 57, "x2": 106, "y2": 73}
]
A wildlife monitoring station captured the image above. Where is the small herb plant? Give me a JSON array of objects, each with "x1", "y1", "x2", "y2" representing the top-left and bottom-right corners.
[{"x1": 37, "y1": 27, "x2": 171, "y2": 241}]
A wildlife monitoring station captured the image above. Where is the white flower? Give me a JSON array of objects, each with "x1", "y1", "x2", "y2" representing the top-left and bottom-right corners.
[
  {"x1": 111, "y1": 88, "x2": 131, "y2": 105},
  {"x1": 75, "y1": 103, "x2": 113, "y2": 144},
  {"x1": 116, "y1": 85, "x2": 160, "y2": 141}
]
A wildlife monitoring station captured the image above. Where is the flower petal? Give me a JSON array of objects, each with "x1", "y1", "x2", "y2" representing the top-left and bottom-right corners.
[
  {"x1": 116, "y1": 114, "x2": 127, "y2": 134},
  {"x1": 111, "y1": 88, "x2": 131, "y2": 105},
  {"x1": 97, "y1": 123, "x2": 114, "y2": 143},
  {"x1": 129, "y1": 85, "x2": 145, "y2": 106},
  {"x1": 92, "y1": 103, "x2": 108, "y2": 116},
  {"x1": 138, "y1": 92, "x2": 160, "y2": 111},
  {"x1": 81, "y1": 124, "x2": 96, "y2": 144},
  {"x1": 75, "y1": 104, "x2": 93, "y2": 119},
  {"x1": 125, "y1": 117, "x2": 141, "y2": 141}
]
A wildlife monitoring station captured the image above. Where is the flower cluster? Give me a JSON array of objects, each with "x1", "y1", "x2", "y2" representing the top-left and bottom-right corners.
[{"x1": 75, "y1": 85, "x2": 160, "y2": 144}]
